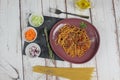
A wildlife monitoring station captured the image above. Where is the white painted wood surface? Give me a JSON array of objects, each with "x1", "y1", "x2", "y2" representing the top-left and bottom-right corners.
[
  {"x1": 0, "y1": 0, "x2": 23, "y2": 80},
  {"x1": 0, "y1": 0, "x2": 120, "y2": 80}
]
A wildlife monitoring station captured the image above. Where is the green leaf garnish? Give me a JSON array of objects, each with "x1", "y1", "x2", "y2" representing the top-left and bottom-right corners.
[{"x1": 80, "y1": 22, "x2": 87, "y2": 28}]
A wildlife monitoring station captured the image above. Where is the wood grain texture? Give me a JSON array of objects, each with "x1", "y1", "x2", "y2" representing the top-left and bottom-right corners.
[
  {"x1": 113, "y1": 0, "x2": 120, "y2": 79},
  {"x1": 90, "y1": 0, "x2": 120, "y2": 79},
  {"x1": 66, "y1": 0, "x2": 98, "y2": 80},
  {"x1": 0, "y1": 0, "x2": 23, "y2": 80},
  {"x1": 113, "y1": 0, "x2": 120, "y2": 58},
  {"x1": 53, "y1": 1, "x2": 71, "y2": 80},
  {"x1": 20, "y1": 0, "x2": 46, "y2": 80},
  {"x1": 1, "y1": 0, "x2": 120, "y2": 80},
  {"x1": 42, "y1": 0, "x2": 56, "y2": 80}
]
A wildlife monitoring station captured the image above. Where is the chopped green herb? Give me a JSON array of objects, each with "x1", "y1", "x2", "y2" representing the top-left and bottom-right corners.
[
  {"x1": 31, "y1": 15, "x2": 43, "y2": 27},
  {"x1": 80, "y1": 22, "x2": 87, "y2": 28}
]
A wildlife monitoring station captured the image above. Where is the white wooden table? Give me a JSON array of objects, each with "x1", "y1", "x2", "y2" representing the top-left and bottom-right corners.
[{"x1": 0, "y1": 0, "x2": 120, "y2": 80}]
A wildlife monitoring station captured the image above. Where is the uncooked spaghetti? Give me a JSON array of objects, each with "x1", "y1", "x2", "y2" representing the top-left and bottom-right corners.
[{"x1": 57, "y1": 24, "x2": 91, "y2": 57}]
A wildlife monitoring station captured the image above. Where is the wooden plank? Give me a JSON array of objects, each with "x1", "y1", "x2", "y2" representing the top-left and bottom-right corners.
[
  {"x1": 90, "y1": 0, "x2": 120, "y2": 79},
  {"x1": 42, "y1": 0, "x2": 71, "y2": 80},
  {"x1": 112, "y1": 0, "x2": 120, "y2": 79},
  {"x1": 42, "y1": 0, "x2": 50, "y2": 16},
  {"x1": 113, "y1": 0, "x2": 120, "y2": 57},
  {"x1": 66, "y1": 0, "x2": 98, "y2": 80},
  {"x1": 56, "y1": 0, "x2": 66, "y2": 18},
  {"x1": 0, "y1": 0, "x2": 23, "y2": 80},
  {"x1": 23, "y1": 56, "x2": 46, "y2": 80},
  {"x1": 0, "y1": 70, "x2": 13, "y2": 80},
  {"x1": 42, "y1": 0, "x2": 56, "y2": 80},
  {"x1": 42, "y1": 0, "x2": 73, "y2": 80},
  {"x1": 19, "y1": 0, "x2": 46, "y2": 80},
  {"x1": 55, "y1": 0, "x2": 71, "y2": 80}
]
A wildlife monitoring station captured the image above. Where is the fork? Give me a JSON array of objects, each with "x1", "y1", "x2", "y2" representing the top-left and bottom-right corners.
[{"x1": 49, "y1": 8, "x2": 89, "y2": 19}]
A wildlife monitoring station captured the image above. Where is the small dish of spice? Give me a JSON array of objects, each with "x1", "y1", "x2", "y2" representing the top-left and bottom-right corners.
[
  {"x1": 23, "y1": 27, "x2": 37, "y2": 42},
  {"x1": 25, "y1": 43, "x2": 41, "y2": 58},
  {"x1": 29, "y1": 13, "x2": 44, "y2": 27}
]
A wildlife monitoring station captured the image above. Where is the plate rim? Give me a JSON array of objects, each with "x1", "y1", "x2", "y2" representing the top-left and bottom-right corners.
[{"x1": 49, "y1": 18, "x2": 100, "y2": 64}]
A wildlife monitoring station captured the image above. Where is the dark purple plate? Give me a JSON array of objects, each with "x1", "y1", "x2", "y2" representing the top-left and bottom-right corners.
[{"x1": 49, "y1": 18, "x2": 100, "y2": 64}]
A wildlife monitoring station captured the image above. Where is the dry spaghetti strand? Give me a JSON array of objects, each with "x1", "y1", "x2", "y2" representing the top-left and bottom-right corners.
[{"x1": 57, "y1": 24, "x2": 91, "y2": 57}]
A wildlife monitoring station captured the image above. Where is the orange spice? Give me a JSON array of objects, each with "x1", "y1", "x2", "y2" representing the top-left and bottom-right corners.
[{"x1": 25, "y1": 28, "x2": 36, "y2": 41}]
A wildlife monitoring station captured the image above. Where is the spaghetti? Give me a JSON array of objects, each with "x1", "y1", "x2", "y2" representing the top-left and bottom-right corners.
[{"x1": 57, "y1": 24, "x2": 91, "y2": 57}]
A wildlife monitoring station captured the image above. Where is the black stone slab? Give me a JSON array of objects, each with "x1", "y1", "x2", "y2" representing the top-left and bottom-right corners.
[{"x1": 22, "y1": 16, "x2": 64, "y2": 60}]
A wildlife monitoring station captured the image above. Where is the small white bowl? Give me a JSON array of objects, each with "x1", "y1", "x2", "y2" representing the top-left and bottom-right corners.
[
  {"x1": 23, "y1": 27, "x2": 37, "y2": 42},
  {"x1": 25, "y1": 43, "x2": 41, "y2": 58},
  {"x1": 29, "y1": 13, "x2": 44, "y2": 27}
]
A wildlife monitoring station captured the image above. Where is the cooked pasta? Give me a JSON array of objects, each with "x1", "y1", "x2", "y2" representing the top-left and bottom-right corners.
[{"x1": 57, "y1": 24, "x2": 91, "y2": 57}]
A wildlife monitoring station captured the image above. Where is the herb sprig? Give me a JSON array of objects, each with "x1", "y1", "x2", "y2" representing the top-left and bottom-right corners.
[
  {"x1": 44, "y1": 27, "x2": 55, "y2": 63},
  {"x1": 80, "y1": 22, "x2": 87, "y2": 28}
]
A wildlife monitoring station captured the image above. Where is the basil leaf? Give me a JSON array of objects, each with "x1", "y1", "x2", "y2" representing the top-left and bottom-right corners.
[{"x1": 80, "y1": 22, "x2": 87, "y2": 28}]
